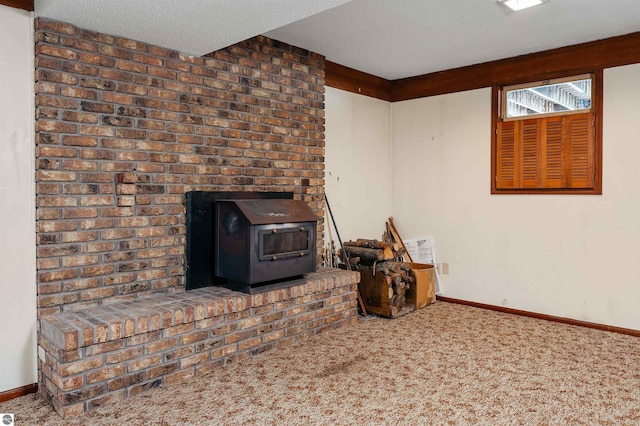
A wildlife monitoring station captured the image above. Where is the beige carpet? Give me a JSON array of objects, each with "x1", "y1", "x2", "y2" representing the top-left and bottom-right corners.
[{"x1": 2, "y1": 301, "x2": 640, "y2": 425}]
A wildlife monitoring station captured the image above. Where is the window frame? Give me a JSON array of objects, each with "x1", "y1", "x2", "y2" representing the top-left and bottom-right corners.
[{"x1": 491, "y1": 69, "x2": 603, "y2": 195}]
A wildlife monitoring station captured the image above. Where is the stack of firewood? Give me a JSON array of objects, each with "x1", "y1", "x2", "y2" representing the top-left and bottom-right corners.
[
  {"x1": 342, "y1": 238, "x2": 406, "y2": 263},
  {"x1": 342, "y1": 239, "x2": 412, "y2": 316},
  {"x1": 373, "y1": 261, "x2": 415, "y2": 317}
]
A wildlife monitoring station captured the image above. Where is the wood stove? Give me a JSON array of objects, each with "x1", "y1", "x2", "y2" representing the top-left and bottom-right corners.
[
  {"x1": 185, "y1": 191, "x2": 318, "y2": 293},
  {"x1": 215, "y1": 199, "x2": 317, "y2": 292}
]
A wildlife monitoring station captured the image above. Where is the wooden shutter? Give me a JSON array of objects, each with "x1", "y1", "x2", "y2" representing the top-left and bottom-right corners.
[
  {"x1": 566, "y1": 114, "x2": 594, "y2": 188},
  {"x1": 496, "y1": 112, "x2": 594, "y2": 190},
  {"x1": 496, "y1": 121, "x2": 516, "y2": 188},
  {"x1": 521, "y1": 120, "x2": 539, "y2": 188},
  {"x1": 542, "y1": 118, "x2": 563, "y2": 188}
]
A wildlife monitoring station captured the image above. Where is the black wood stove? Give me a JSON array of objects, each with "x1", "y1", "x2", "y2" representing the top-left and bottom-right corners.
[{"x1": 186, "y1": 191, "x2": 318, "y2": 293}]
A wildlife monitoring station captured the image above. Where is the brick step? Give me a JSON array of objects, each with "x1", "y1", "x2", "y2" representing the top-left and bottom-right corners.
[{"x1": 41, "y1": 286, "x2": 251, "y2": 352}]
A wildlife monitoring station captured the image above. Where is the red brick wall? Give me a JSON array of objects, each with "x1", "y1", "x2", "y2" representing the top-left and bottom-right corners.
[{"x1": 35, "y1": 19, "x2": 326, "y2": 316}]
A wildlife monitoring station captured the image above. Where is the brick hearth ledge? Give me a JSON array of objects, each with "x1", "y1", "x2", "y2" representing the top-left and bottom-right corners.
[{"x1": 39, "y1": 268, "x2": 359, "y2": 417}]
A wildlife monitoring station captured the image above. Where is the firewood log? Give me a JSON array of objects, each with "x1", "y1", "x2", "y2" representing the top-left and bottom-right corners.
[
  {"x1": 381, "y1": 261, "x2": 411, "y2": 272},
  {"x1": 390, "y1": 294, "x2": 405, "y2": 313},
  {"x1": 389, "y1": 305, "x2": 399, "y2": 317},
  {"x1": 391, "y1": 274, "x2": 403, "y2": 286},
  {"x1": 375, "y1": 264, "x2": 390, "y2": 275},
  {"x1": 343, "y1": 246, "x2": 385, "y2": 261},
  {"x1": 383, "y1": 263, "x2": 400, "y2": 274},
  {"x1": 382, "y1": 246, "x2": 394, "y2": 260},
  {"x1": 346, "y1": 239, "x2": 399, "y2": 252},
  {"x1": 395, "y1": 248, "x2": 407, "y2": 257}
]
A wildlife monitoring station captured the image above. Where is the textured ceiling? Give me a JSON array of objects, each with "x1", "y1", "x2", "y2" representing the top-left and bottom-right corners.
[
  {"x1": 36, "y1": 0, "x2": 640, "y2": 80},
  {"x1": 266, "y1": 0, "x2": 640, "y2": 79},
  {"x1": 34, "y1": 0, "x2": 352, "y2": 56}
]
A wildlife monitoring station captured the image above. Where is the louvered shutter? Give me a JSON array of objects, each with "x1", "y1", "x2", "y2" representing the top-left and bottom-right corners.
[
  {"x1": 566, "y1": 113, "x2": 594, "y2": 188},
  {"x1": 496, "y1": 112, "x2": 594, "y2": 190},
  {"x1": 496, "y1": 121, "x2": 516, "y2": 188},
  {"x1": 521, "y1": 120, "x2": 539, "y2": 188},
  {"x1": 542, "y1": 118, "x2": 563, "y2": 188}
]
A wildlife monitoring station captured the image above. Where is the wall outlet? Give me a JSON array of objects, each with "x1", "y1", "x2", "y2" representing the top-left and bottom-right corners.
[
  {"x1": 38, "y1": 346, "x2": 46, "y2": 362},
  {"x1": 442, "y1": 262, "x2": 450, "y2": 274}
]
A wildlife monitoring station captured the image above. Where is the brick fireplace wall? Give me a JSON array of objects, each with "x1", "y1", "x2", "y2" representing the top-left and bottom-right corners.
[{"x1": 35, "y1": 19, "x2": 326, "y2": 316}]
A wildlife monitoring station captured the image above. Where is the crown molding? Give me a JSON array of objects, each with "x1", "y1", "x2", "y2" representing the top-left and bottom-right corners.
[
  {"x1": 325, "y1": 61, "x2": 392, "y2": 101},
  {"x1": 325, "y1": 32, "x2": 640, "y2": 102},
  {"x1": 0, "y1": 0, "x2": 34, "y2": 11}
]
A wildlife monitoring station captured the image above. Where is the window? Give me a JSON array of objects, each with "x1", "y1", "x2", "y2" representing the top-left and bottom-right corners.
[
  {"x1": 503, "y1": 75, "x2": 592, "y2": 119},
  {"x1": 492, "y1": 72, "x2": 602, "y2": 194}
]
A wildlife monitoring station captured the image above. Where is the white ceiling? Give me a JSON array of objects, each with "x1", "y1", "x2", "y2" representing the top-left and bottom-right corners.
[
  {"x1": 34, "y1": 0, "x2": 352, "y2": 57},
  {"x1": 35, "y1": 0, "x2": 640, "y2": 80}
]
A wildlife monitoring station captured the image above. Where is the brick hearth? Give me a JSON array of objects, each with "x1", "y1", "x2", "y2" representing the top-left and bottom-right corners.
[{"x1": 40, "y1": 268, "x2": 359, "y2": 417}]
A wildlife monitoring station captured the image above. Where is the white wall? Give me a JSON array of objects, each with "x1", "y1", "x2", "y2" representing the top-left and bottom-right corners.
[
  {"x1": 390, "y1": 64, "x2": 640, "y2": 330},
  {"x1": 0, "y1": 5, "x2": 37, "y2": 392},
  {"x1": 324, "y1": 87, "x2": 392, "y2": 244}
]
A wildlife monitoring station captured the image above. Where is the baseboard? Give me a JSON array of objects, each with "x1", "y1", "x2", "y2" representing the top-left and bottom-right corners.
[
  {"x1": 0, "y1": 383, "x2": 38, "y2": 402},
  {"x1": 437, "y1": 296, "x2": 640, "y2": 338}
]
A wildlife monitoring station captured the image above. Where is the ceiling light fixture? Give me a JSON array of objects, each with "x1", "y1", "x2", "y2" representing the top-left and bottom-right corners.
[{"x1": 500, "y1": 0, "x2": 547, "y2": 11}]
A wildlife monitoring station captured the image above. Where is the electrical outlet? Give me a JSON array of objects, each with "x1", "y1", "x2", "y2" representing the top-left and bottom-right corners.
[
  {"x1": 442, "y1": 262, "x2": 450, "y2": 274},
  {"x1": 38, "y1": 346, "x2": 46, "y2": 362}
]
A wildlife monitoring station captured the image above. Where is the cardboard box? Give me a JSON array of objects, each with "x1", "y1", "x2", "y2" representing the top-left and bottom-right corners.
[{"x1": 406, "y1": 263, "x2": 436, "y2": 310}]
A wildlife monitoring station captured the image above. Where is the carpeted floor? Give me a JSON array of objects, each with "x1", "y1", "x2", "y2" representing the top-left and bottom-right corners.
[{"x1": 2, "y1": 301, "x2": 640, "y2": 425}]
